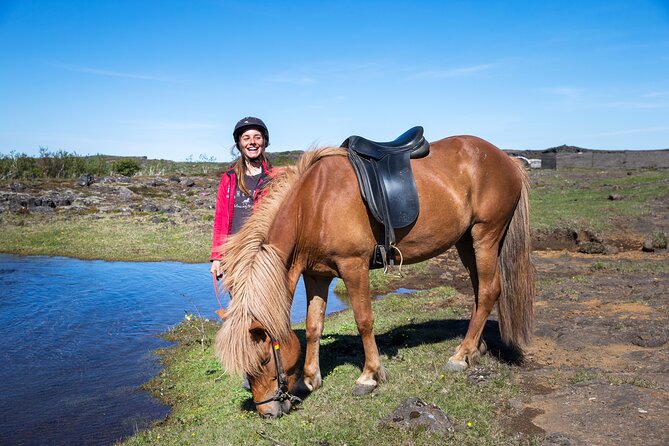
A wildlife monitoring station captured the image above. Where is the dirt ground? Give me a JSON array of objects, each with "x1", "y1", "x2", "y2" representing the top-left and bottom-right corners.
[{"x1": 394, "y1": 225, "x2": 669, "y2": 445}]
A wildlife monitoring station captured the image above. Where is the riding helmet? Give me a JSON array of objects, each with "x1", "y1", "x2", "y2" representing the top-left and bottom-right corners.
[{"x1": 233, "y1": 116, "x2": 269, "y2": 146}]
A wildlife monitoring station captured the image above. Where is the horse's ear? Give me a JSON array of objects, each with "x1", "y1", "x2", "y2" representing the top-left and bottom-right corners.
[
  {"x1": 215, "y1": 308, "x2": 228, "y2": 321},
  {"x1": 249, "y1": 319, "x2": 267, "y2": 342}
]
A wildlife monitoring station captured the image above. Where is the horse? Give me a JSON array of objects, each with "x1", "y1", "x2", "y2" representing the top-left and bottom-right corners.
[{"x1": 214, "y1": 135, "x2": 535, "y2": 418}]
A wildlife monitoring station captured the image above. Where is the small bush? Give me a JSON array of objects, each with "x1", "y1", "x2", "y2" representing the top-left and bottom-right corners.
[
  {"x1": 112, "y1": 158, "x2": 141, "y2": 176},
  {"x1": 652, "y1": 231, "x2": 668, "y2": 249}
]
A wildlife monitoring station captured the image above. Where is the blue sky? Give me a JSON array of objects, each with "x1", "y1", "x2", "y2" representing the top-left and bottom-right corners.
[{"x1": 1, "y1": 1, "x2": 668, "y2": 162}]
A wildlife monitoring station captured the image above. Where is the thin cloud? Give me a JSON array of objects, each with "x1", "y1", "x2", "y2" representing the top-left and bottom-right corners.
[
  {"x1": 643, "y1": 91, "x2": 669, "y2": 98},
  {"x1": 264, "y1": 73, "x2": 317, "y2": 85},
  {"x1": 600, "y1": 100, "x2": 669, "y2": 110},
  {"x1": 49, "y1": 61, "x2": 176, "y2": 82},
  {"x1": 414, "y1": 64, "x2": 496, "y2": 79}
]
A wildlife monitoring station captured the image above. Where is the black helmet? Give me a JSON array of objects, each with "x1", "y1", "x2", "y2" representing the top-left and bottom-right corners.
[{"x1": 233, "y1": 116, "x2": 269, "y2": 146}]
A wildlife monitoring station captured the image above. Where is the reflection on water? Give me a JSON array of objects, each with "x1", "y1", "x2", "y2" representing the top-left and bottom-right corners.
[{"x1": 0, "y1": 254, "x2": 346, "y2": 446}]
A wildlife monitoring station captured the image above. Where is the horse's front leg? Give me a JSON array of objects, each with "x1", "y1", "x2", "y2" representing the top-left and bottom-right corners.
[
  {"x1": 302, "y1": 274, "x2": 332, "y2": 392},
  {"x1": 338, "y1": 259, "x2": 388, "y2": 394}
]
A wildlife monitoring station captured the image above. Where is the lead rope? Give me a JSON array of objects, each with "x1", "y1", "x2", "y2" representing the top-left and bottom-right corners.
[{"x1": 212, "y1": 274, "x2": 226, "y2": 320}]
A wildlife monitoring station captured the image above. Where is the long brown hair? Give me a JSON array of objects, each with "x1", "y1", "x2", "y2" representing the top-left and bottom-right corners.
[{"x1": 232, "y1": 149, "x2": 273, "y2": 196}]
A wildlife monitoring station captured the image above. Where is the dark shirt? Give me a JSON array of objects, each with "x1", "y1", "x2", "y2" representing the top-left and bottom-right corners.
[{"x1": 230, "y1": 173, "x2": 262, "y2": 234}]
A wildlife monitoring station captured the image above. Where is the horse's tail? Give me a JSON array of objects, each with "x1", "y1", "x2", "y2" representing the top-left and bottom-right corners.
[{"x1": 497, "y1": 169, "x2": 535, "y2": 348}]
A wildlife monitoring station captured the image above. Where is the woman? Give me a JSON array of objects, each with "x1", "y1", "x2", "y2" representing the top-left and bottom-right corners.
[{"x1": 210, "y1": 116, "x2": 274, "y2": 278}]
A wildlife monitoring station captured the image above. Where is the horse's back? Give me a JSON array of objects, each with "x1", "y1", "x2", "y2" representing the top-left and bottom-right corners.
[
  {"x1": 419, "y1": 135, "x2": 526, "y2": 219},
  {"x1": 287, "y1": 137, "x2": 526, "y2": 265}
]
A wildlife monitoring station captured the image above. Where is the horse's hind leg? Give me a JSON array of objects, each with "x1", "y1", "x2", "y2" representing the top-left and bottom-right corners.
[
  {"x1": 302, "y1": 274, "x2": 332, "y2": 392},
  {"x1": 447, "y1": 225, "x2": 503, "y2": 371}
]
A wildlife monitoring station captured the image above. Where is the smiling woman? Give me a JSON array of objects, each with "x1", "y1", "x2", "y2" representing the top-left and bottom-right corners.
[{"x1": 209, "y1": 117, "x2": 277, "y2": 278}]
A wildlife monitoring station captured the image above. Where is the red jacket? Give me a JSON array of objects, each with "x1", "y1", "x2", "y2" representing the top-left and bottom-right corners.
[{"x1": 210, "y1": 161, "x2": 274, "y2": 260}]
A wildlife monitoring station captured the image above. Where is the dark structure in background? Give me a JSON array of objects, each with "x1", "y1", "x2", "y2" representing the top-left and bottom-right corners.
[
  {"x1": 541, "y1": 146, "x2": 669, "y2": 169},
  {"x1": 507, "y1": 145, "x2": 669, "y2": 169}
]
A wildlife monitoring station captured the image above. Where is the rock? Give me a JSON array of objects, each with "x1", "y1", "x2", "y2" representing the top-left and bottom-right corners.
[
  {"x1": 629, "y1": 332, "x2": 667, "y2": 348},
  {"x1": 10, "y1": 182, "x2": 26, "y2": 192},
  {"x1": 77, "y1": 174, "x2": 94, "y2": 187},
  {"x1": 641, "y1": 240, "x2": 655, "y2": 252},
  {"x1": 466, "y1": 366, "x2": 499, "y2": 385},
  {"x1": 607, "y1": 194, "x2": 623, "y2": 201},
  {"x1": 184, "y1": 179, "x2": 195, "y2": 187},
  {"x1": 116, "y1": 186, "x2": 135, "y2": 200},
  {"x1": 169, "y1": 176, "x2": 180, "y2": 183},
  {"x1": 577, "y1": 242, "x2": 607, "y2": 254},
  {"x1": 542, "y1": 432, "x2": 586, "y2": 445},
  {"x1": 141, "y1": 203, "x2": 159, "y2": 212},
  {"x1": 576, "y1": 230, "x2": 602, "y2": 244},
  {"x1": 378, "y1": 397, "x2": 454, "y2": 434}
]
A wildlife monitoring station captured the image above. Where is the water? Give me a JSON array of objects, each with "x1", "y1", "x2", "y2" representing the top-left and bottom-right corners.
[{"x1": 0, "y1": 254, "x2": 347, "y2": 446}]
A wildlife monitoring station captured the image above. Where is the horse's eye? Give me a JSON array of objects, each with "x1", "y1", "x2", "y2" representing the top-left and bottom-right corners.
[{"x1": 260, "y1": 357, "x2": 271, "y2": 366}]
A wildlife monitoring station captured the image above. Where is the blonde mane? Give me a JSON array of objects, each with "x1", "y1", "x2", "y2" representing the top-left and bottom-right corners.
[{"x1": 215, "y1": 147, "x2": 347, "y2": 377}]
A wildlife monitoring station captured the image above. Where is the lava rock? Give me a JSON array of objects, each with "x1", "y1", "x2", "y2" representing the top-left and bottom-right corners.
[
  {"x1": 77, "y1": 174, "x2": 95, "y2": 187},
  {"x1": 378, "y1": 397, "x2": 454, "y2": 434}
]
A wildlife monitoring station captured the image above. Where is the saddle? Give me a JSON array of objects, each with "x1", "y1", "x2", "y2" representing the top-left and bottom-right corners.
[{"x1": 342, "y1": 126, "x2": 430, "y2": 268}]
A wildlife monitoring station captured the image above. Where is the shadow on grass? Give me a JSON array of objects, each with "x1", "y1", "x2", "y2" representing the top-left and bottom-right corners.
[
  {"x1": 314, "y1": 319, "x2": 524, "y2": 379},
  {"x1": 240, "y1": 318, "x2": 524, "y2": 412}
]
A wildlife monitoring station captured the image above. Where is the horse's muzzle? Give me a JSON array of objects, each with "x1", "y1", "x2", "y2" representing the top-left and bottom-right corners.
[{"x1": 258, "y1": 400, "x2": 292, "y2": 418}]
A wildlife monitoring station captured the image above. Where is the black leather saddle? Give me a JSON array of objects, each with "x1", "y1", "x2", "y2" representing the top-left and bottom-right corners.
[{"x1": 342, "y1": 126, "x2": 430, "y2": 268}]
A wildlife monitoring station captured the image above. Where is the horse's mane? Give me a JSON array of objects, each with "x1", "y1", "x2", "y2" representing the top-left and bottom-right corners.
[{"x1": 215, "y1": 146, "x2": 347, "y2": 377}]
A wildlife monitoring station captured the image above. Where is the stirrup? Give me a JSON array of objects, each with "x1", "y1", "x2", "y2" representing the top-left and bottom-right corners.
[{"x1": 382, "y1": 244, "x2": 404, "y2": 277}]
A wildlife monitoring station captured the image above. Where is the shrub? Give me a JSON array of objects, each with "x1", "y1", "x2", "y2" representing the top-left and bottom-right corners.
[
  {"x1": 112, "y1": 158, "x2": 141, "y2": 176},
  {"x1": 0, "y1": 151, "x2": 42, "y2": 179},
  {"x1": 652, "y1": 231, "x2": 668, "y2": 249}
]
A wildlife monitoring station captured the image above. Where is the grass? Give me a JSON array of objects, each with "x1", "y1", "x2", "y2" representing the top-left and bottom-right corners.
[
  {"x1": 122, "y1": 288, "x2": 523, "y2": 446},
  {"x1": 0, "y1": 213, "x2": 212, "y2": 262},
  {"x1": 529, "y1": 168, "x2": 669, "y2": 232},
  {"x1": 333, "y1": 261, "x2": 430, "y2": 296},
  {"x1": 588, "y1": 260, "x2": 669, "y2": 274}
]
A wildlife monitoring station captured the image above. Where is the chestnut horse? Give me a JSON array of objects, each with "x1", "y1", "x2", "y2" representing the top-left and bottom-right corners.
[{"x1": 215, "y1": 136, "x2": 535, "y2": 417}]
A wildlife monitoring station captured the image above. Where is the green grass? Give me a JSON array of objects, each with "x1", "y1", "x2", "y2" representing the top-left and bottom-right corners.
[
  {"x1": 588, "y1": 260, "x2": 669, "y2": 274},
  {"x1": 333, "y1": 261, "x2": 430, "y2": 296},
  {"x1": 123, "y1": 287, "x2": 522, "y2": 446},
  {"x1": 0, "y1": 213, "x2": 212, "y2": 262},
  {"x1": 529, "y1": 169, "x2": 669, "y2": 232}
]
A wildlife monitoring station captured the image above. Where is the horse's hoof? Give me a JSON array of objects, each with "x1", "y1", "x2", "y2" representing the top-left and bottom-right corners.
[
  {"x1": 478, "y1": 339, "x2": 488, "y2": 356},
  {"x1": 352, "y1": 384, "x2": 376, "y2": 396},
  {"x1": 444, "y1": 358, "x2": 468, "y2": 372}
]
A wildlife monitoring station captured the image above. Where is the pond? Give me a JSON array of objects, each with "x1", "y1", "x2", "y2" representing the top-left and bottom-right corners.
[{"x1": 0, "y1": 254, "x2": 347, "y2": 446}]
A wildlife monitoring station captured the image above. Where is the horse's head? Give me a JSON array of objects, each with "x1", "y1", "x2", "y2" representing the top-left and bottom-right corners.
[{"x1": 246, "y1": 319, "x2": 302, "y2": 418}]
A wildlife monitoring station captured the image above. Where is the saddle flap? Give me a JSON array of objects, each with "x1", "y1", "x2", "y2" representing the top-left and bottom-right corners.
[{"x1": 380, "y1": 151, "x2": 419, "y2": 228}]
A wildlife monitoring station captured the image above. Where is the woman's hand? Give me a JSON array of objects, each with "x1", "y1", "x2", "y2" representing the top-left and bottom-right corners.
[{"x1": 210, "y1": 260, "x2": 223, "y2": 279}]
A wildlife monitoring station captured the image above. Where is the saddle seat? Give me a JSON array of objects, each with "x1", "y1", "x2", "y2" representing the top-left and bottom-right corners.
[
  {"x1": 342, "y1": 126, "x2": 430, "y2": 268},
  {"x1": 344, "y1": 126, "x2": 430, "y2": 160}
]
